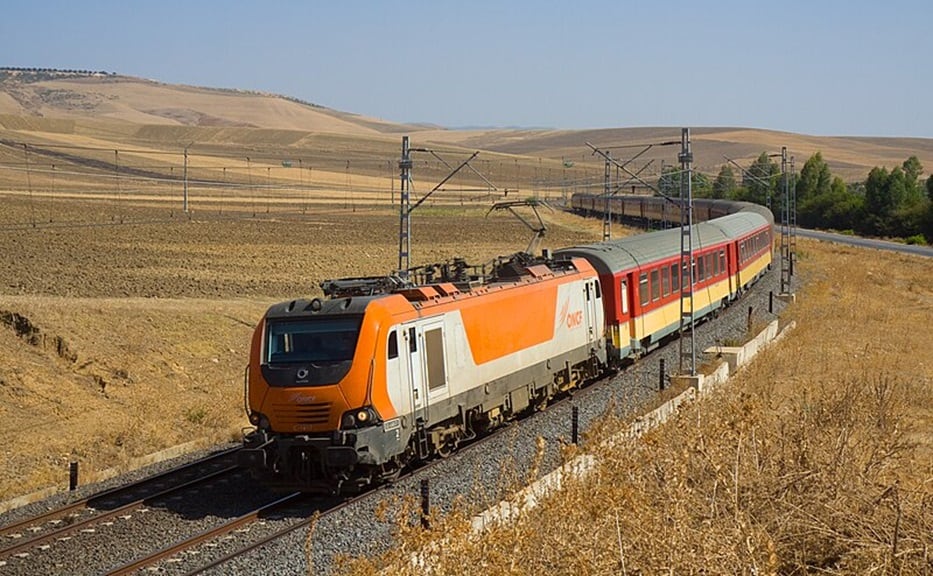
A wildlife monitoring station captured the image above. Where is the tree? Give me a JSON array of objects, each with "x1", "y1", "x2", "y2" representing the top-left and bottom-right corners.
[
  {"x1": 925, "y1": 174, "x2": 933, "y2": 242},
  {"x1": 903, "y1": 155, "x2": 923, "y2": 186},
  {"x1": 865, "y1": 167, "x2": 891, "y2": 214},
  {"x1": 902, "y1": 156, "x2": 924, "y2": 206},
  {"x1": 693, "y1": 172, "x2": 712, "y2": 198},
  {"x1": 712, "y1": 165, "x2": 736, "y2": 199},
  {"x1": 864, "y1": 165, "x2": 914, "y2": 236},
  {"x1": 658, "y1": 165, "x2": 678, "y2": 198},
  {"x1": 741, "y1": 152, "x2": 779, "y2": 206},
  {"x1": 799, "y1": 175, "x2": 864, "y2": 232},
  {"x1": 658, "y1": 165, "x2": 712, "y2": 198},
  {"x1": 887, "y1": 167, "x2": 908, "y2": 212},
  {"x1": 797, "y1": 152, "x2": 832, "y2": 202}
]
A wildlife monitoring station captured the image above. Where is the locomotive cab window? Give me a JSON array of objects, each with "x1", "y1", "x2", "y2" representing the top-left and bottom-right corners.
[
  {"x1": 264, "y1": 316, "x2": 362, "y2": 386},
  {"x1": 266, "y1": 317, "x2": 362, "y2": 365},
  {"x1": 387, "y1": 330, "x2": 398, "y2": 360}
]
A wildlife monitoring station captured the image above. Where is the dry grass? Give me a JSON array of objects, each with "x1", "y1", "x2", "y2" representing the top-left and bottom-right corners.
[
  {"x1": 0, "y1": 296, "x2": 267, "y2": 497},
  {"x1": 337, "y1": 240, "x2": 933, "y2": 574}
]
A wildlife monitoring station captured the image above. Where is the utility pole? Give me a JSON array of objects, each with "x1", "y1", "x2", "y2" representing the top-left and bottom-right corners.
[
  {"x1": 678, "y1": 128, "x2": 696, "y2": 376},
  {"x1": 789, "y1": 155, "x2": 797, "y2": 279},
  {"x1": 398, "y1": 136, "x2": 413, "y2": 280},
  {"x1": 780, "y1": 147, "x2": 791, "y2": 294},
  {"x1": 396, "y1": 136, "x2": 488, "y2": 281},
  {"x1": 602, "y1": 152, "x2": 612, "y2": 241},
  {"x1": 183, "y1": 144, "x2": 190, "y2": 214}
]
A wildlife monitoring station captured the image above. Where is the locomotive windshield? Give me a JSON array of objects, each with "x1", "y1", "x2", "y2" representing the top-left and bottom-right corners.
[{"x1": 264, "y1": 316, "x2": 363, "y2": 386}]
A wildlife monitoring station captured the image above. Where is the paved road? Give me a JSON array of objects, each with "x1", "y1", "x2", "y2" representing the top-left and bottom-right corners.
[{"x1": 794, "y1": 228, "x2": 933, "y2": 258}]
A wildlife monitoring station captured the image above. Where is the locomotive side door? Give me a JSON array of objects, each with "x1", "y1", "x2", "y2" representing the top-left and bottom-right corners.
[
  {"x1": 420, "y1": 319, "x2": 449, "y2": 403},
  {"x1": 403, "y1": 323, "x2": 427, "y2": 424},
  {"x1": 584, "y1": 280, "x2": 600, "y2": 345}
]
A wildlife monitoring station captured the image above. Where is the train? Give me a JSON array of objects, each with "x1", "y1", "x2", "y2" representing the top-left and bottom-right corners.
[{"x1": 239, "y1": 194, "x2": 773, "y2": 493}]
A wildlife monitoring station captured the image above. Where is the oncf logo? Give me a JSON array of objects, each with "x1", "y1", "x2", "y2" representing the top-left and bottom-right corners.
[
  {"x1": 559, "y1": 298, "x2": 584, "y2": 329},
  {"x1": 566, "y1": 310, "x2": 583, "y2": 329}
]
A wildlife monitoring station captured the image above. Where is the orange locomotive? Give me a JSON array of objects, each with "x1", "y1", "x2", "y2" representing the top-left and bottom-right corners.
[{"x1": 240, "y1": 253, "x2": 607, "y2": 492}]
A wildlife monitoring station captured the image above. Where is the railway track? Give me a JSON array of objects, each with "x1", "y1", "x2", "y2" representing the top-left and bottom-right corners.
[
  {"x1": 109, "y1": 491, "x2": 360, "y2": 575},
  {"x1": 0, "y1": 447, "x2": 245, "y2": 574},
  {"x1": 0, "y1": 447, "x2": 239, "y2": 548}
]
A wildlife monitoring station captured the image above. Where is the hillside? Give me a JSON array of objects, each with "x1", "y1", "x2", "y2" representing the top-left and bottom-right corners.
[
  {"x1": 0, "y1": 68, "x2": 419, "y2": 136},
  {"x1": 2, "y1": 69, "x2": 931, "y2": 182}
]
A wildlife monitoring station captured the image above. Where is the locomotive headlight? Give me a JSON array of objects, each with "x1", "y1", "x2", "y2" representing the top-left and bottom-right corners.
[
  {"x1": 340, "y1": 407, "x2": 379, "y2": 429},
  {"x1": 258, "y1": 414, "x2": 271, "y2": 431}
]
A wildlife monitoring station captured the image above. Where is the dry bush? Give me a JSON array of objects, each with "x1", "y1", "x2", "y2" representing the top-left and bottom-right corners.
[{"x1": 337, "y1": 240, "x2": 932, "y2": 574}]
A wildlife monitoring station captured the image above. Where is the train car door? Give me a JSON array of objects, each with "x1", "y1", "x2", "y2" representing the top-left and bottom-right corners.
[
  {"x1": 420, "y1": 319, "x2": 449, "y2": 403},
  {"x1": 385, "y1": 327, "x2": 411, "y2": 422},
  {"x1": 584, "y1": 280, "x2": 599, "y2": 345},
  {"x1": 613, "y1": 272, "x2": 635, "y2": 355},
  {"x1": 403, "y1": 324, "x2": 427, "y2": 424}
]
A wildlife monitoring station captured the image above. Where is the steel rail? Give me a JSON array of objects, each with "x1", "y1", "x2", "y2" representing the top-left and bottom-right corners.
[
  {"x1": 105, "y1": 492, "x2": 303, "y2": 576},
  {"x1": 181, "y1": 495, "x2": 359, "y2": 576},
  {"x1": 0, "y1": 466, "x2": 239, "y2": 560},
  {"x1": 0, "y1": 447, "x2": 239, "y2": 540}
]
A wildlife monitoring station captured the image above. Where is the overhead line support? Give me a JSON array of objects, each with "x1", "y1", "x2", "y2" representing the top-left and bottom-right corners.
[{"x1": 678, "y1": 128, "x2": 696, "y2": 376}]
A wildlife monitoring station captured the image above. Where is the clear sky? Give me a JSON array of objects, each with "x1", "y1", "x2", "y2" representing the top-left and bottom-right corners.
[{"x1": 3, "y1": 0, "x2": 930, "y2": 137}]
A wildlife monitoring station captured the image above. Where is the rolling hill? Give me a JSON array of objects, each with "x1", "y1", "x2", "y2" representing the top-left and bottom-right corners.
[{"x1": 1, "y1": 68, "x2": 932, "y2": 181}]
